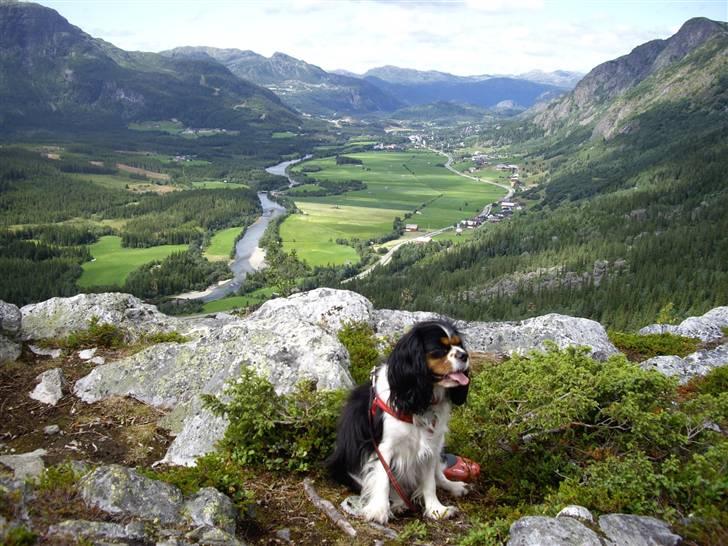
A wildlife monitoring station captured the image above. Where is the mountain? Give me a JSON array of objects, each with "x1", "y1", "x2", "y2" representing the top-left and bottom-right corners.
[
  {"x1": 533, "y1": 17, "x2": 728, "y2": 138},
  {"x1": 513, "y1": 69, "x2": 583, "y2": 89},
  {"x1": 388, "y1": 100, "x2": 490, "y2": 122},
  {"x1": 0, "y1": 2, "x2": 299, "y2": 133},
  {"x1": 362, "y1": 65, "x2": 473, "y2": 84},
  {"x1": 364, "y1": 74, "x2": 565, "y2": 110},
  {"x1": 163, "y1": 47, "x2": 403, "y2": 116}
]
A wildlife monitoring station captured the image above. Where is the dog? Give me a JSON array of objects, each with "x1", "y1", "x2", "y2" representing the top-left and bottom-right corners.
[{"x1": 327, "y1": 319, "x2": 471, "y2": 524}]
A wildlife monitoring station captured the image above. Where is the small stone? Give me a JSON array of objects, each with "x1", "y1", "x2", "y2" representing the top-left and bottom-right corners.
[
  {"x1": 29, "y1": 368, "x2": 66, "y2": 405},
  {"x1": 44, "y1": 424, "x2": 60, "y2": 435},
  {"x1": 182, "y1": 487, "x2": 237, "y2": 534},
  {"x1": 90, "y1": 356, "x2": 105, "y2": 365},
  {"x1": 185, "y1": 525, "x2": 244, "y2": 545},
  {"x1": 0, "y1": 449, "x2": 47, "y2": 479},
  {"x1": 556, "y1": 505, "x2": 594, "y2": 523},
  {"x1": 275, "y1": 528, "x2": 292, "y2": 542},
  {"x1": 28, "y1": 344, "x2": 62, "y2": 359},
  {"x1": 78, "y1": 348, "x2": 97, "y2": 360}
]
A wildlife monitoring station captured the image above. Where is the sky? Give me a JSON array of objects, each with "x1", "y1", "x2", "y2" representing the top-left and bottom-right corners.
[{"x1": 39, "y1": 0, "x2": 728, "y2": 76}]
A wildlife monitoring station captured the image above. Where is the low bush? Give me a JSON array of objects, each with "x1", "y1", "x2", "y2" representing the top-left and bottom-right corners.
[
  {"x1": 608, "y1": 330, "x2": 700, "y2": 361},
  {"x1": 337, "y1": 321, "x2": 381, "y2": 384},
  {"x1": 448, "y1": 346, "x2": 728, "y2": 544},
  {"x1": 54, "y1": 316, "x2": 126, "y2": 349},
  {"x1": 202, "y1": 368, "x2": 347, "y2": 472}
]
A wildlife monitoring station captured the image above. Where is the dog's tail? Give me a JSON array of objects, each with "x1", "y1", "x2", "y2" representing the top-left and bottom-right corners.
[{"x1": 326, "y1": 383, "x2": 381, "y2": 493}]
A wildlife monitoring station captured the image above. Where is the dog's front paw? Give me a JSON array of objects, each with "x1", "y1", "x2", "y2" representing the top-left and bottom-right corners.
[
  {"x1": 360, "y1": 502, "x2": 391, "y2": 524},
  {"x1": 444, "y1": 480, "x2": 469, "y2": 498},
  {"x1": 425, "y1": 503, "x2": 458, "y2": 520}
]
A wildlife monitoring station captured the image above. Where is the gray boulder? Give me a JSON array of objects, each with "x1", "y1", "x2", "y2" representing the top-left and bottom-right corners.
[
  {"x1": 46, "y1": 520, "x2": 147, "y2": 544},
  {"x1": 28, "y1": 344, "x2": 62, "y2": 358},
  {"x1": 599, "y1": 514, "x2": 681, "y2": 546},
  {"x1": 79, "y1": 465, "x2": 183, "y2": 524},
  {"x1": 0, "y1": 300, "x2": 21, "y2": 335},
  {"x1": 249, "y1": 287, "x2": 374, "y2": 333},
  {"x1": 375, "y1": 309, "x2": 617, "y2": 359},
  {"x1": 183, "y1": 487, "x2": 237, "y2": 534},
  {"x1": 639, "y1": 306, "x2": 728, "y2": 342},
  {"x1": 507, "y1": 515, "x2": 604, "y2": 546},
  {"x1": 0, "y1": 335, "x2": 21, "y2": 365},
  {"x1": 556, "y1": 505, "x2": 595, "y2": 523},
  {"x1": 29, "y1": 368, "x2": 66, "y2": 405},
  {"x1": 20, "y1": 292, "x2": 183, "y2": 342},
  {"x1": 0, "y1": 449, "x2": 46, "y2": 479},
  {"x1": 0, "y1": 300, "x2": 22, "y2": 365},
  {"x1": 185, "y1": 525, "x2": 245, "y2": 545},
  {"x1": 160, "y1": 405, "x2": 229, "y2": 467},
  {"x1": 641, "y1": 344, "x2": 728, "y2": 383}
]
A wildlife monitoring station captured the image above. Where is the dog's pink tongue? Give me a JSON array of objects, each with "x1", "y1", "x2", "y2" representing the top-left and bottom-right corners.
[{"x1": 448, "y1": 372, "x2": 470, "y2": 386}]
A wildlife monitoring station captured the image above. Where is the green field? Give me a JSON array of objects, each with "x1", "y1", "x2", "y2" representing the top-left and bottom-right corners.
[
  {"x1": 204, "y1": 227, "x2": 242, "y2": 262},
  {"x1": 283, "y1": 150, "x2": 506, "y2": 265},
  {"x1": 190, "y1": 181, "x2": 249, "y2": 190},
  {"x1": 78, "y1": 236, "x2": 187, "y2": 287},
  {"x1": 201, "y1": 287, "x2": 275, "y2": 313},
  {"x1": 272, "y1": 131, "x2": 297, "y2": 139}
]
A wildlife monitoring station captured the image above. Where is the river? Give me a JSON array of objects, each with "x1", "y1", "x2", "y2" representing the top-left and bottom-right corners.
[{"x1": 180, "y1": 156, "x2": 309, "y2": 303}]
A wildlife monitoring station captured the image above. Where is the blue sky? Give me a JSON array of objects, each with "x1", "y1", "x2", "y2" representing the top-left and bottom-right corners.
[{"x1": 39, "y1": 0, "x2": 727, "y2": 75}]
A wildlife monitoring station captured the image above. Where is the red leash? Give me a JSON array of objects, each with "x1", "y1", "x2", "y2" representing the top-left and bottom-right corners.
[{"x1": 369, "y1": 385, "x2": 418, "y2": 513}]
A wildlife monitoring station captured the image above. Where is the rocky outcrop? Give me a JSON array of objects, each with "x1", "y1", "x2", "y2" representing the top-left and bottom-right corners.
[
  {"x1": 20, "y1": 292, "x2": 184, "y2": 342},
  {"x1": 29, "y1": 368, "x2": 66, "y2": 405},
  {"x1": 0, "y1": 300, "x2": 22, "y2": 364},
  {"x1": 183, "y1": 487, "x2": 237, "y2": 534},
  {"x1": 641, "y1": 344, "x2": 728, "y2": 383},
  {"x1": 79, "y1": 465, "x2": 184, "y2": 525},
  {"x1": 46, "y1": 520, "x2": 147, "y2": 544},
  {"x1": 0, "y1": 449, "x2": 46, "y2": 479},
  {"x1": 639, "y1": 306, "x2": 728, "y2": 343},
  {"x1": 507, "y1": 507, "x2": 681, "y2": 546},
  {"x1": 375, "y1": 309, "x2": 618, "y2": 360}
]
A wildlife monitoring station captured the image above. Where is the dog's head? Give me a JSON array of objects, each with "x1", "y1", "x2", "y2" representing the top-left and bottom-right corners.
[{"x1": 387, "y1": 319, "x2": 470, "y2": 415}]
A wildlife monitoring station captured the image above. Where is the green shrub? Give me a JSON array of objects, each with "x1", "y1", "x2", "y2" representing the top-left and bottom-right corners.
[
  {"x1": 33, "y1": 462, "x2": 81, "y2": 493},
  {"x1": 692, "y1": 365, "x2": 728, "y2": 397},
  {"x1": 203, "y1": 368, "x2": 347, "y2": 472},
  {"x1": 609, "y1": 330, "x2": 700, "y2": 361},
  {"x1": 448, "y1": 345, "x2": 728, "y2": 543},
  {"x1": 458, "y1": 518, "x2": 511, "y2": 546},
  {"x1": 142, "y1": 453, "x2": 254, "y2": 515},
  {"x1": 2, "y1": 526, "x2": 37, "y2": 546},
  {"x1": 142, "y1": 331, "x2": 190, "y2": 344},
  {"x1": 54, "y1": 316, "x2": 126, "y2": 349},
  {"x1": 337, "y1": 321, "x2": 381, "y2": 384},
  {"x1": 396, "y1": 520, "x2": 428, "y2": 543}
]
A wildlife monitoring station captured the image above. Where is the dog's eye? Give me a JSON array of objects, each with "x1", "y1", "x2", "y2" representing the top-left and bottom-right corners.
[{"x1": 428, "y1": 349, "x2": 447, "y2": 358}]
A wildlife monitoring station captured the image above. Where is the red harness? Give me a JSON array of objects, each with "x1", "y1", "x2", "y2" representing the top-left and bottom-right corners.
[{"x1": 369, "y1": 390, "x2": 418, "y2": 513}]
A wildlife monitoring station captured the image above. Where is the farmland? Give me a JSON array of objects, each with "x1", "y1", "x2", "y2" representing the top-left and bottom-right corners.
[
  {"x1": 204, "y1": 226, "x2": 243, "y2": 262},
  {"x1": 283, "y1": 150, "x2": 506, "y2": 265},
  {"x1": 78, "y1": 236, "x2": 187, "y2": 288}
]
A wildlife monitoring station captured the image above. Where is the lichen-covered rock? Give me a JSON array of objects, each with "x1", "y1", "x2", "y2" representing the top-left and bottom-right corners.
[
  {"x1": 78, "y1": 348, "x2": 97, "y2": 360},
  {"x1": 507, "y1": 515, "x2": 604, "y2": 545},
  {"x1": 20, "y1": 292, "x2": 182, "y2": 342},
  {"x1": 599, "y1": 514, "x2": 681, "y2": 546},
  {"x1": 0, "y1": 449, "x2": 46, "y2": 479},
  {"x1": 29, "y1": 368, "x2": 65, "y2": 405},
  {"x1": 0, "y1": 335, "x2": 21, "y2": 365},
  {"x1": 160, "y1": 405, "x2": 229, "y2": 467},
  {"x1": 46, "y1": 519, "x2": 147, "y2": 543},
  {"x1": 641, "y1": 344, "x2": 728, "y2": 383},
  {"x1": 183, "y1": 487, "x2": 236, "y2": 534},
  {"x1": 461, "y1": 314, "x2": 619, "y2": 360},
  {"x1": 0, "y1": 300, "x2": 21, "y2": 335},
  {"x1": 639, "y1": 306, "x2": 728, "y2": 342},
  {"x1": 79, "y1": 464, "x2": 183, "y2": 524},
  {"x1": 248, "y1": 287, "x2": 374, "y2": 333},
  {"x1": 556, "y1": 505, "x2": 595, "y2": 523},
  {"x1": 185, "y1": 525, "x2": 245, "y2": 545},
  {"x1": 374, "y1": 310, "x2": 617, "y2": 359},
  {"x1": 74, "y1": 316, "x2": 352, "y2": 408}
]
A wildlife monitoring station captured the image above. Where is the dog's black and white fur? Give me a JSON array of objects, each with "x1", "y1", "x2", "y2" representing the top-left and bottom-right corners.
[{"x1": 327, "y1": 319, "x2": 471, "y2": 524}]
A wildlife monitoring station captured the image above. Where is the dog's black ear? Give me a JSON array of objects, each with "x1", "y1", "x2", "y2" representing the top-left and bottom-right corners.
[
  {"x1": 387, "y1": 328, "x2": 433, "y2": 415},
  {"x1": 449, "y1": 383, "x2": 469, "y2": 406}
]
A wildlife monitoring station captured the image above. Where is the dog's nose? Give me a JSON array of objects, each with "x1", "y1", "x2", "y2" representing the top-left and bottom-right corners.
[{"x1": 456, "y1": 350, "x2": 469, "y2": 362}]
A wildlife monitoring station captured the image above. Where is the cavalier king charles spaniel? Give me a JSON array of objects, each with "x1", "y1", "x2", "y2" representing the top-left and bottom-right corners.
[{"x1": 327, "y1": 319, "x2": 471, "y2": 524}]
